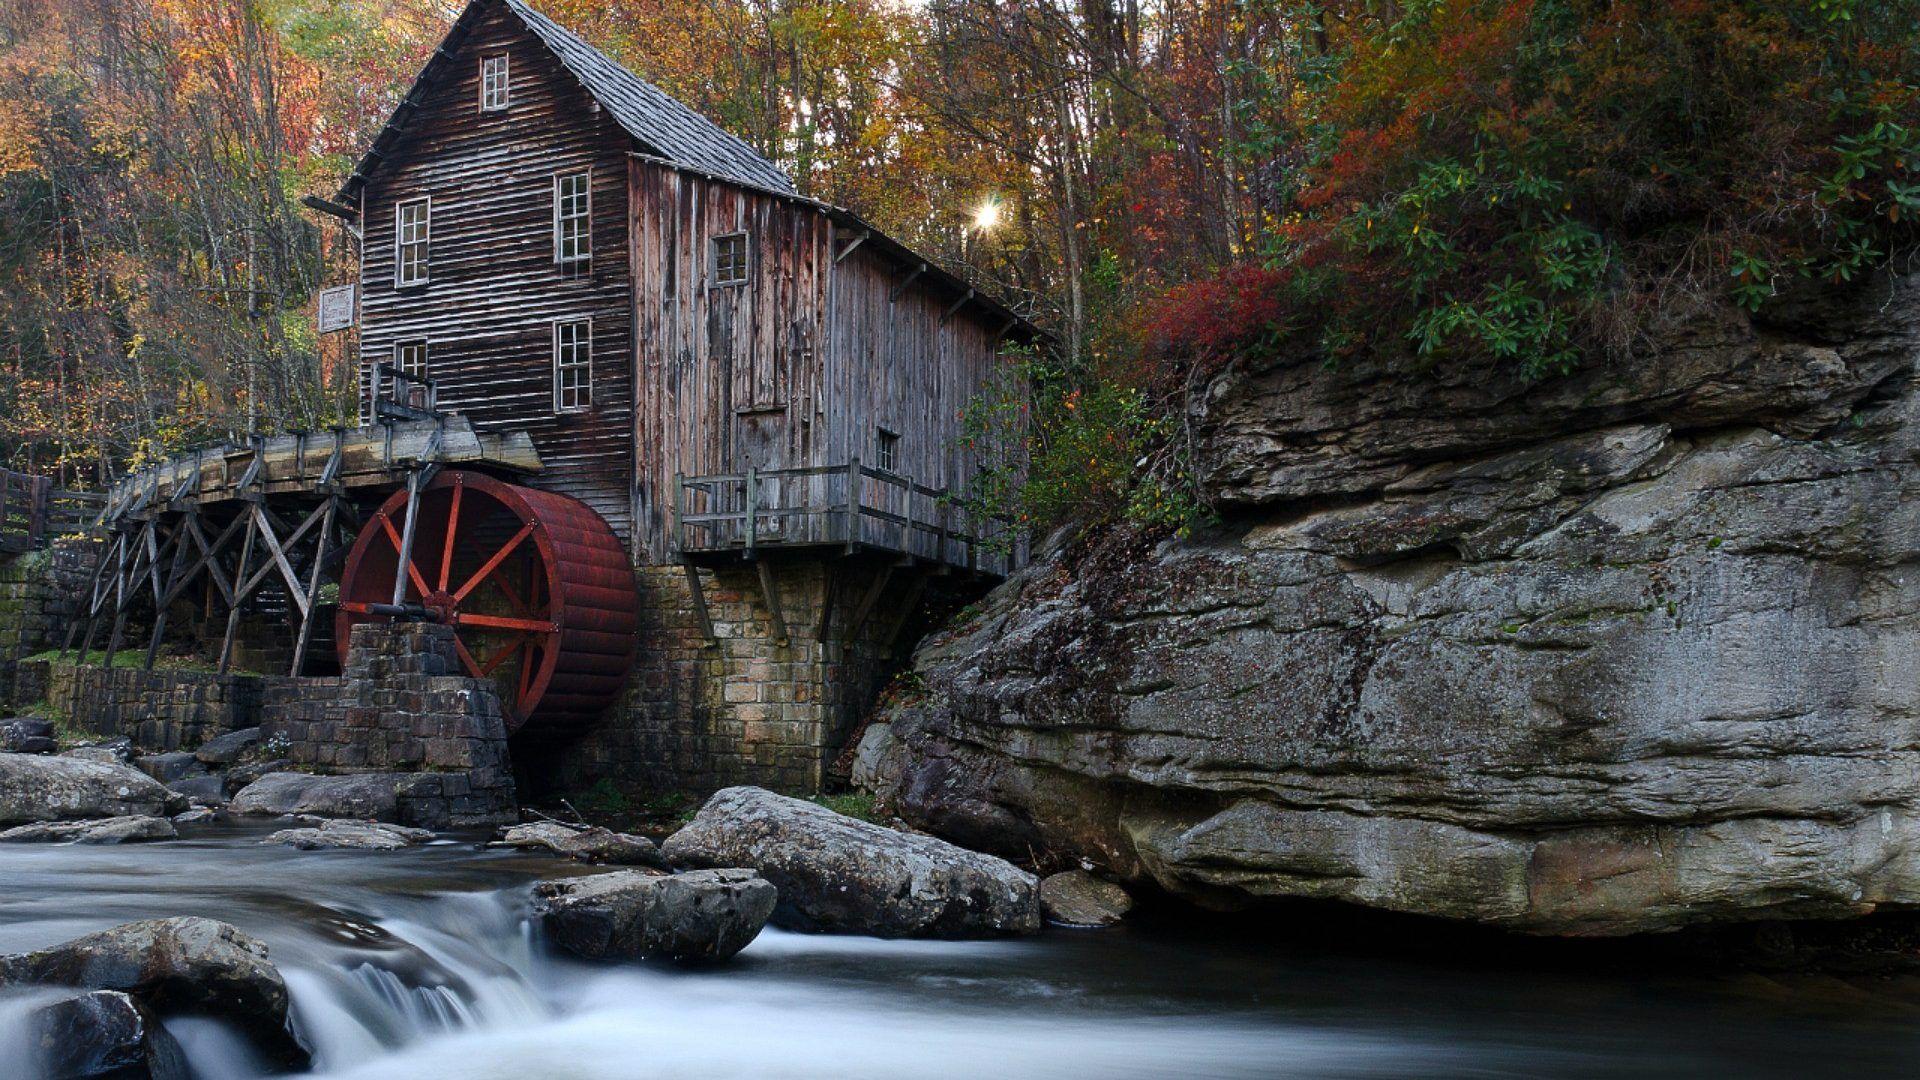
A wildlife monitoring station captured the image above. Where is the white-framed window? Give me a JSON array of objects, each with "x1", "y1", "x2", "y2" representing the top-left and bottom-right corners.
[
  {"x1": 390, "y1": 340, "x2": 428, "y2": 405},
  {"x1": 394, "y1": 197, "x2": 430, "y2": 287},
  {"x1": 712, "y1": 232, "x2": 750, "y2": 286},
  {"x1": 875, "y1": 428, "x2": 900, "y2": 473},
  {"x1": 552, "y1": 318, "x2": 592, "y2": 412},
  {"x1": 480, "y1": 54, "x2": 510, "y2": 111},
  {"x1": 554, "y1": 170, "x2": 591, "y2": 265}
]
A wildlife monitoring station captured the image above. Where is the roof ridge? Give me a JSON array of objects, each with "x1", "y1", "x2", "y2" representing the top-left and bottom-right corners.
[{"x1": 501, "y1": 0, "x2": 795, "y2": 194}]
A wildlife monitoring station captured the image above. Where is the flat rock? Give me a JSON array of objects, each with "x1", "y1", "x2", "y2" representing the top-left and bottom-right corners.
[
  {"x1": 0, "y1": 916, "x2": 307, "y2": 1070},
  {"x1": 230, "y1": 772, "x2": 403, "y2": 821},
  {"x1": 266, "y1": 819, "x2": 433, "y2": 850},
  {"x1": 165, "y1": 774, "x2": 226, "y2": 805},
  {"x1": 662, "y1": 787, "x2": 1040, "y2": 938},
  {"x1": 30, "y1": 989, "x2": 188, "y2": 1080},
  {"x1": 535, "y1": 868, "x2": 776, "y2": 963},
  {"x1": 0, "y1": 753, "x2": 174, "y2": 825},
  {"x1": 1039, "y1": 870, "x2": 1132, "y2": 927},
  {"x1": 1, "y1": 717, "x2": 57, "y2": 755},
  {"x1": 193, "y1": 726, "x2": 260, "y2": 766},
  {"x1": 61, "y1": 739, "x2": 134, "y2": 765},
  {"x1": 496, "y1": 821, "x2": 662, "y2": 866},
  {"x1": 172, "y1": 807, "x2": 218, "y2": 826},
  {"x1": 134, "y1": 752, "x2": 206, "y2": 784},
  {"x1": 0, "y1": 815, "x2": 177, "y2": 845}
]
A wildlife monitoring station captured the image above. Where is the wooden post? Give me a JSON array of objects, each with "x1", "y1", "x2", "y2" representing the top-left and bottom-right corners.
[
  {"x1": 844, "y1": 457, "x2": 860, "y2": 553},
  {"x1": 682, "y1": 560, "x2": 716, "y2": 644},
  {"x1": 935, "y1": 490, "x2": 950, "y2": 569},
  {"x1": 743, "y1": 466, "x2": 758, "y2": 559},
  {"x1": 145, "y1": 517, "x2": 193, "y2": 670},
  {"x1": 756, "y1": 559, "x2": 789, "y2": 647},
  {"x1": 391, "y1": 468, "x2": 424, "y2": 607},
  {"x1": 219, "y1": 512, "x2": 258, "y2": 675},
  {"x1": 672, "y1": 471, "x2": 685, "y2": 554},
  {"x1": 27, "y1": 476, "x2": 50, "y2": 547},
  {"x1": 289, "y1": 497, "x2": 338, "y2": 676}
]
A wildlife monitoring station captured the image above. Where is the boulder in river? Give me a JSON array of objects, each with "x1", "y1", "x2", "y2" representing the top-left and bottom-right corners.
[
  {"x1": 0, "y1": 753, "x2": 174, "y2": 825},
  {"x1": 1, "y1": 717, "x2": 57, "y2": 755},
  {"x1": 535, "y1": 868, "x2": 776, "y2": 964},
  {"x1": 230, "y1": 771, "x2": 404, "y2": 821},
  {"x1": 1039, "y1": 870, "x2": 1132, "y2": 928},
  {"x1": 166, "y1": 774, "x2": 226, "y2": 805},
  {"x1": 31, "y1": 989, "x2": 189, "y2": 1080},
  {"x1": 266, "y1": 819, "x2": 433, "y2": 850},
  {"x1": 495, "y1": 821, "x2": 662, "y2": 866},
  {"x1": 0, "y1": 814, "x2": 178, "y2": 845},
  {"x1": 193, "y1": 727, "x2": 261, "y2": 766},
  {"x1": 662, "y1": 786, "x2": 1040, "y2": 938},
  {"x1": 61, "y1": 739, "x2": 135, "y2": 765},
  {"x1": 134, "y1": 752, "x2": 207, "y2": 784},
  {"x1": 0, "y1": 916, "x2": 307, "y2": 1070}
]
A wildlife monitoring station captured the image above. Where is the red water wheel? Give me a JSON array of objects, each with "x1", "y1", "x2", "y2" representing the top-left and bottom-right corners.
[{"x1": 335, "y1": 470, "x2": 636, "y2": 733}]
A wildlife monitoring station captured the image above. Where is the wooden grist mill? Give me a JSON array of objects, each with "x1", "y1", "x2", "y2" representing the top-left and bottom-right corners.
[{"x1": 336, "y1": 470, "x2": 636, "y2": 729}]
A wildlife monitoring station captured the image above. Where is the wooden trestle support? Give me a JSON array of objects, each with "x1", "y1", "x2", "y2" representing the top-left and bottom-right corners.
[{"x1": 58, "y1": 415, "x2": 547, "y2": 683}]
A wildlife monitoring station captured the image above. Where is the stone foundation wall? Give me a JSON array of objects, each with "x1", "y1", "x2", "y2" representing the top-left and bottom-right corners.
[
  {"x1": 259, "y1": 622, "x2": 515, "y2": 826},
  {"x1": 0, "y1": 539, "x2": 98, "y2": 707},
  {"x1": 535, "y1": 558, "x2": 912, "y2": 798},
  {"x1": 48, "y1": 663, "x2": 262, "y2": 751}
]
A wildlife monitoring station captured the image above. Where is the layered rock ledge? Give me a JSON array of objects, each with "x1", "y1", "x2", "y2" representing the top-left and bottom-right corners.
[{"x1": 857, "y1": 278, "x2": 1920, "y2": 936}]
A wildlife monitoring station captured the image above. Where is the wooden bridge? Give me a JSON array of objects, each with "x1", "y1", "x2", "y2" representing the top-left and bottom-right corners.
[{"x1": 0, "y1": 468, "x2": 103, "y2": 555}]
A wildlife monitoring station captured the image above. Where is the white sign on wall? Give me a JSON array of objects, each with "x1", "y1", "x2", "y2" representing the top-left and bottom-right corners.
[{"x1": 317, "y1": 284, "x2": 357, "y2": 333}]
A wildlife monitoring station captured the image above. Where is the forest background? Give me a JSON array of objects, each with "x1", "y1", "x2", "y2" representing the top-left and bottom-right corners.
[{"x1": 1, "y1": 0, "x2": 1913, "y2": 534}]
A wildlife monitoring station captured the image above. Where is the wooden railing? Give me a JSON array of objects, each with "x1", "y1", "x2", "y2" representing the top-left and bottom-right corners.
[
  {"x1": 675, "y1": 460, "x2": 1024, "y2": 575},
  {"x1": 0, "y1": 468, "x2": 103, "y2": 553},
  {"x1": 370, "y1": 363, "x2": 439, "y2": 422}
]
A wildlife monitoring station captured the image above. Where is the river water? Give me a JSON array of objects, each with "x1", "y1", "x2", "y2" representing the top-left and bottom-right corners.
[{"x1": 1, "y1": 822, "x2": 1916, "y2": 1079}]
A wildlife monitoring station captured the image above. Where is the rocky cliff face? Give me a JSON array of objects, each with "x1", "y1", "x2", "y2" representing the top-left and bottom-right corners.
[{"x1": 855, "y1": 277, "x2": 1920, "y2": 936}]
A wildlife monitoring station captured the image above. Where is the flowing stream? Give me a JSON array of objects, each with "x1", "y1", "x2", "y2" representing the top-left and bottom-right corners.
[{"x1": 1, "y1": 822, "x2": 1917, "y2": 1078}]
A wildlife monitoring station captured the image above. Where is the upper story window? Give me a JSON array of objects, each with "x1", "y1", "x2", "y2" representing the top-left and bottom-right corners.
[
  {"x1": 554, "y1": 170, "x2": 591, "y2": 265},
  {"x1": 712, "y1": 232, "x2": 750, "y2": 287},
  {"x1": 394, "y1": 197, "x2": 430, "y2": 287},
  {"x1": 480, "y1": 54, "x2": 510, "y2": 111},
  {"x1": 553, "y1": 318, "x2": 592, "y2": 412},
  {"x1": 875, "y1": 428, "x2": 900, "y2": 473}
]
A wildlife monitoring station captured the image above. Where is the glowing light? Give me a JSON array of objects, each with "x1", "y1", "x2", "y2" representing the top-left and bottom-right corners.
[{"x1": 971, "y1": 197, "x2": 1001, "y2": 233}]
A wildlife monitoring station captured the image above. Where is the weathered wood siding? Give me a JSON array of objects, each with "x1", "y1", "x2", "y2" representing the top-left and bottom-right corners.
[
  {"x1": 359, "y1": 3, "x2": 634, "y2": 536},
  {"x1": 626, "y1": 157, "x2": 1012, "y2": 565},
  {"x1": 627, "y1": 158, "x2": 835, "y2": 563}
]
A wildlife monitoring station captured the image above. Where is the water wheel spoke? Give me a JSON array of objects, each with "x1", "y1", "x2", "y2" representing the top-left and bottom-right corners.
[
  {"x1": 453, "y1": 612, "x2": 554, "y2": 633},
  {"x1": 452, "y1": 521, "x2": 536, "y2": 604},
  {"x1": 437, "y1": 481, "x2": 464, "y2": 592},
  {"x1": 518, "y1": 639, "x2": 537, "y2": 704},
  {"x1": 450, "y1": 633, "x2": 484, "y2": 679},
  {"x1": 477, "y1": 633, "x2": 529, "y2": 677},
  {"x1": 490, "y1": 569, "x2": 535, "y2": 619},
  {"x1": 378, "y1": 514, "x2": 431, "y2": 599}
]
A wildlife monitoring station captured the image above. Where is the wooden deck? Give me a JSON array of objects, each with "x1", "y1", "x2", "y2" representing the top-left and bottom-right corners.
[{"x1": 674, "y1": 460, "x2": 1022, "y2": 576}]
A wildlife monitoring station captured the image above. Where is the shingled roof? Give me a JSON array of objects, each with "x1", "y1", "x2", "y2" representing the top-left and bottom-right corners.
[{"x1": 339, "y1": 0, "x2": 793, "y2": 199}]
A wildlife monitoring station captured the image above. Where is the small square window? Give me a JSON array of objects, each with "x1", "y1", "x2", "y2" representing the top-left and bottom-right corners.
[
  {"x1": 480, "y1": 54, "x2": 510, "y2": 111},
  {"x1": 875, "y1": 428, "x2": 900, "y2": 473},
  {"x1": 553, "y1": 318, "x2": 592, "y2": 412},
  {"x1": 394, "y1": 198, "x2": 430, "y2": 287},
  {"x1": 712, "y1": 232, "x2": 750, "y2": 287},
  {"x1": 390, "y1": 340, "x2": 428, "y2": 406}
]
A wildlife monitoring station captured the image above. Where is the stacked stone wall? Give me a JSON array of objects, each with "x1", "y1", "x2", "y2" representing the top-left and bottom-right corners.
[
  {"x1": 0, "y1": 539, "x2": 98, "y2": 707},
  {"x1": 536, "y1": 558, "x2": 915, "y2": 798},
  {"x1": 47, "y1": 663, "x2": 261, "y2": 751},
  {"x1": 259, "y1": 622, "x2": 515, "y2": 826}
]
